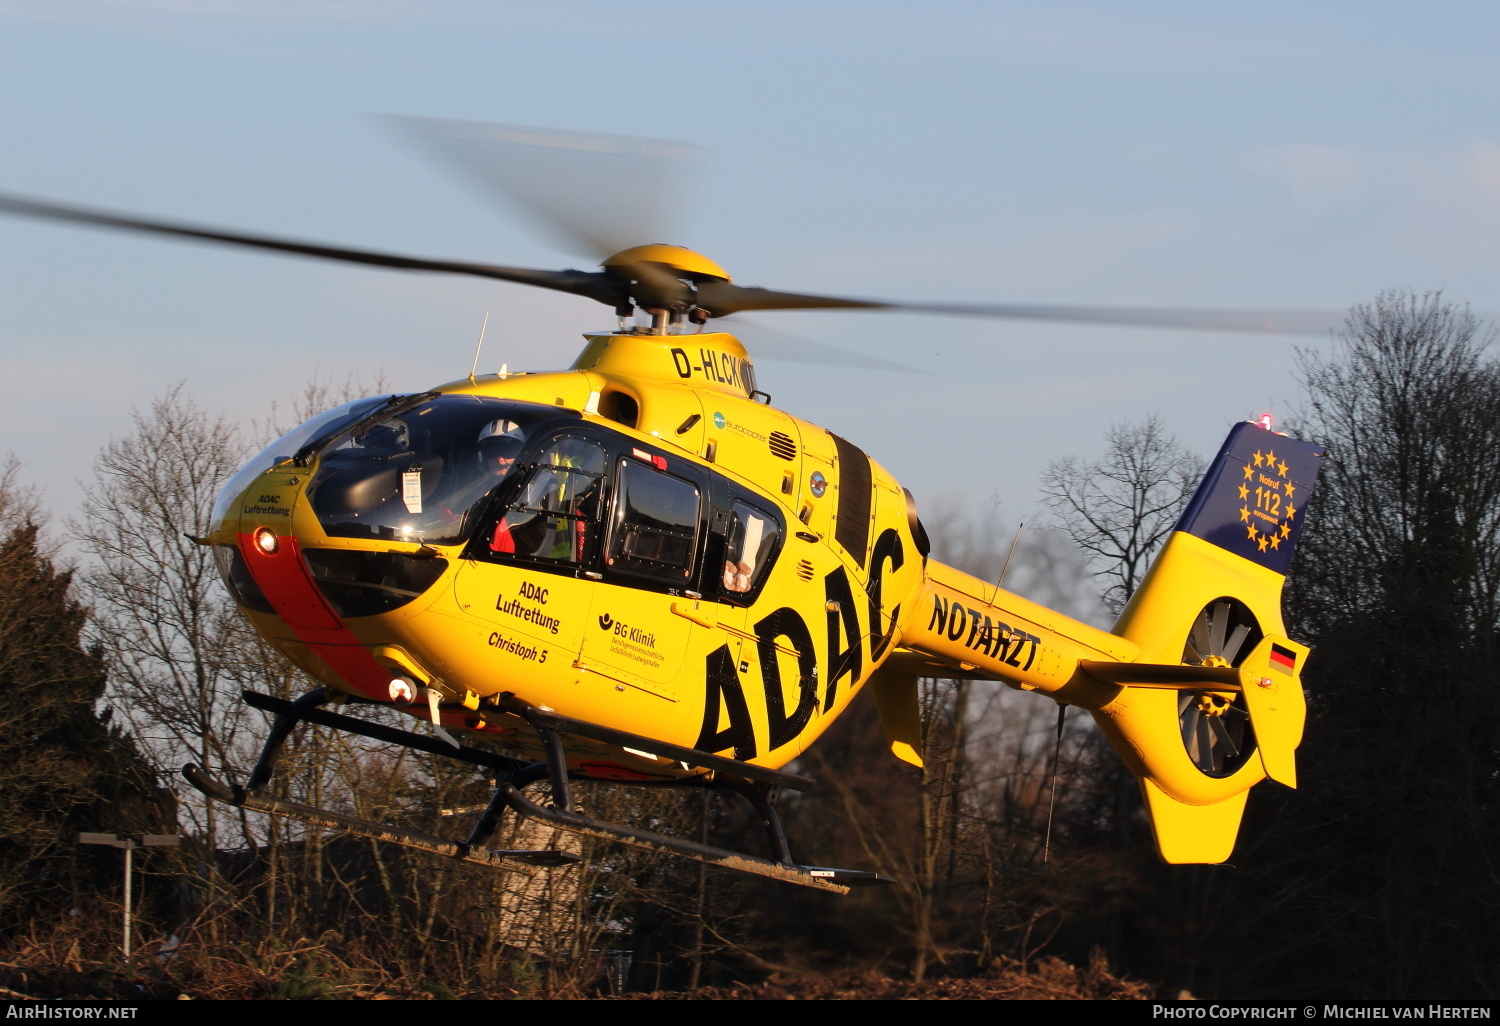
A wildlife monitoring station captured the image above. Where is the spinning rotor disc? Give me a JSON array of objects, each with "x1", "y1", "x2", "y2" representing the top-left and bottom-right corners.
[{"x1": 0, "y1": 116, "x2": 1344, "y2": 350}]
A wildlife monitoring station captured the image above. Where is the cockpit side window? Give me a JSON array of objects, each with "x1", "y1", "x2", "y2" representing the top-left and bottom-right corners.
[
  {"x1": 605, "y1": 458, "x2": 701, "y2": 582},
  {"x1": 487, "y1": 436, "x2": 607, "y2": 566}
]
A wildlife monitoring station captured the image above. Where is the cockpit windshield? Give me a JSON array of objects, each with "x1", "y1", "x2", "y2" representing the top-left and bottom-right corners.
[
  {"x1": 212, "y1": 394, "x2": 392, "y2": 527},
  {"x1": 307, "y1": 396, "x2": 571, "y2": 545}
]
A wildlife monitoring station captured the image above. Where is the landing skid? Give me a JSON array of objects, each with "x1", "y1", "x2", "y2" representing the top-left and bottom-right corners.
[{"x1": 182, "y1": 689, "x2": 894, "y2": 894}]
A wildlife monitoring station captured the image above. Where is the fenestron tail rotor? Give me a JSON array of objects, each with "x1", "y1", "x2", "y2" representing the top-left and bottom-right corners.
[{"x1": 1178, "y1": 599, "x2": 1262, "y2": 777}]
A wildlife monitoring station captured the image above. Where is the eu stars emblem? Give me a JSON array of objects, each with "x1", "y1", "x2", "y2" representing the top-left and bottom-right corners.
[{"x1": 1173, "y1": 422, "x2": 1327, "y2": 575}]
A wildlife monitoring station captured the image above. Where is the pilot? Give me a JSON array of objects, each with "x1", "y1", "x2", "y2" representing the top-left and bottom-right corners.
[
  {"x1": 414, "y1": 421, "x2": 527, "y2": 540},
  {"x1": 490, "y1": 440, "x2": 601, "y2": 561},
  {"x1": 477, "y1": 432, "x2": 525, "y2": 478}
]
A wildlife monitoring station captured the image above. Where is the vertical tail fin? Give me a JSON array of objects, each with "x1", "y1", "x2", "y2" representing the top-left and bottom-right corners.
[{"x1": 1086, "y1": 421, "x2": 1325, "y2": 862}]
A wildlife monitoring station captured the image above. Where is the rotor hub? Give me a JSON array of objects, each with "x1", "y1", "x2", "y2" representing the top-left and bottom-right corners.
[
  {"x1": 1194, "y1": 693, "x2": 1235, "y2": 718},
  {"x1": 601, "y1": 244, "x2": 730, "y2": 282}
]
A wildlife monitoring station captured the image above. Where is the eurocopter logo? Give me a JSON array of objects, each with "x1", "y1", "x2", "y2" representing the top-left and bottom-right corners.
[
  {"x1": 598, "y1": 613, "x2": 656, "y2": 649},
  {"x1": 713, "y1": 411, "x2": 726, "y2": 429}
]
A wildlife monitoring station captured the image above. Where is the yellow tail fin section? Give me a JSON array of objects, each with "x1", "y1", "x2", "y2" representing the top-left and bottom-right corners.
[
  {"x1": 1091, "y1": 421, "x2": 1325, "y2": 863},
  {"x1": 1140, "y1": 779, "x2": 1248, "y2": 864}
]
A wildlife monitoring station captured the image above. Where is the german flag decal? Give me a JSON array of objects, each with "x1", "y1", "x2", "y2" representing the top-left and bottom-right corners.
[{"x1": 1270, "y1": 644, "x2": 1297, "y2": 674}]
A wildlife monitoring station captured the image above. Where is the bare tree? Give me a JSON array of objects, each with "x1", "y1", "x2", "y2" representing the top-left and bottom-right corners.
[
  {"x1": 1219, "y1": 290, "x2": 1500, "y2": 999},
  {"x1": 1039, "y1": 416, "x2": 1200, "y2": 615},
  {"x1": 76, "y1": 384, "x2": 255, "y2": 856},
  {"x1": 1292, "y1": 291, "x2": 1500, "y2": 645}
]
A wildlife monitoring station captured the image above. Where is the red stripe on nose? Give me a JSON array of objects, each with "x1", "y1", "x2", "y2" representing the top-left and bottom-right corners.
[{"x1": 236, "y1": 532, "x2": 391, "y2": 700}]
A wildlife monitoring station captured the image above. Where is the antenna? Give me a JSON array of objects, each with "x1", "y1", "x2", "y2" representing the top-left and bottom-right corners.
[
  {"x1": 468, "y1": 310, "x2": 491, "y2": 384},
  {"x1": 1042, "y1": 703, "x2": 1066, "y2": 863},
  {"x1": 990, "y1": 522, "x2": 1025, "y2": 606}
]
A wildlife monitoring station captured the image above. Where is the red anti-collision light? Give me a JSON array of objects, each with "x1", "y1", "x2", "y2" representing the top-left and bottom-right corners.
[{"x1": 253, "y1": 527, "x2": 279, "y2": 555}]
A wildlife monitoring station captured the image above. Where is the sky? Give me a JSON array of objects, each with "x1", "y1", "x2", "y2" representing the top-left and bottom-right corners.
[{"x1": 2, "y1": 0, "x2": 1499, "y2": 542}]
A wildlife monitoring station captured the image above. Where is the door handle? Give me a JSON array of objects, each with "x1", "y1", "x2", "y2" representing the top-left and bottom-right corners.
[{"x1": 670, "y1": 600, "x2": 719, "y2": 628}]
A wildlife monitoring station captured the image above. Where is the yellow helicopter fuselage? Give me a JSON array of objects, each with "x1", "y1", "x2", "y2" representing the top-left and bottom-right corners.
[
  {"x1": 215, "y1": 332, "x2": 1096, "y2": 770},
  {"x1": 212, "y1": 329, "x2": 1315, "y2": 862}
]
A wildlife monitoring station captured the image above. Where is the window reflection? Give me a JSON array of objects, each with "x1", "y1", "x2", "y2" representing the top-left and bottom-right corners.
[
  {"x1": 722, "y1": 501, "x2": 780, "y2": 595},
  {"x1": 490, "y1": 436, "x2": 606, "y2": 565},
  {"x1": 606, "y1": 460, "x2": 700, "y2": 580},
  {"x1": 307, "y1": 397, "x2": 560, "y2": 545}
]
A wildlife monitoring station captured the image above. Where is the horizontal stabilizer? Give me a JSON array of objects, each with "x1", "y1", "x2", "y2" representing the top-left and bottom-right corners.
[
  {"x1": 1140, "y1": 778, "x2": 1248, "y2": 864},
  {"x1": 1080, "y1": 660, "x2": 1239, "y2": 690},
  {"x1": 1083, "y1": 632, "x2": 1308, "y2": 789}
]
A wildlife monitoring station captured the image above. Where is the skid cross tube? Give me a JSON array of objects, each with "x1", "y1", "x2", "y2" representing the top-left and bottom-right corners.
[
  {"x1": 245, "y1": 688, "x2": 329, "y2": 790},
  {"x1": 205, "y1": 692, "x2": 579, "y2": 869},
  {"x1": 718, "y1": 777, "x2": 796, "y2": 865},
  {"x1": 242, "y1": 691, "x2": 529, "y2": 775},
  {"x1": 198, "y1": 689, "x2": 891, "y2": 892},
  {"x1": 503, "y1": 715, "x2": 892, "y2": 892}
]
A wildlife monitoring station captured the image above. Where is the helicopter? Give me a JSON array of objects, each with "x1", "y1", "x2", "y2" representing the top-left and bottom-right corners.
[{"x1": 0, "y1": 119, "x2": 1330, "y2": 892}]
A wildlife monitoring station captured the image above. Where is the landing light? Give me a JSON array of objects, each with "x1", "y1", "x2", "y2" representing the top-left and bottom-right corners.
[{"x1": 252, "y1": 527, "x2": 279, "y2": 555}]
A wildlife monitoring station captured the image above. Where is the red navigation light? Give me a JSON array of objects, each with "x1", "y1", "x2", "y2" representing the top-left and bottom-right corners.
[{"x1": 1257, "y1": 414, "x2": 1274, "y2": 432}]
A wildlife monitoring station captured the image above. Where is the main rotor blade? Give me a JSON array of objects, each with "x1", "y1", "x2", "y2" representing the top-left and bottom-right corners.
[
  {"x1": 695, "y1": 280, "x2": 884, "y2": 316},
  {"x1": 730, "y1": 318, "x2": 920, "y2": 372},
  {"x1": 699, "y1": 281, "x2": 1341, "y2": 336},
  {"x1": 888, "y1": 299, "x2": 1342, "y2": 336},
  {"x1": 0, "y1": 192, "x2": 626, "y2": 306},
  {"x1": 381, "y1": 115, "x2": 699, "y2": 260}
]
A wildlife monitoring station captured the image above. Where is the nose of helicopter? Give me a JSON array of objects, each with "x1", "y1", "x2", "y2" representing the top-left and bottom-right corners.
[
  {"x1": 212, "y1": 462, "x2": 402, "y2": 703},
  {"x1": 235, "y1": 528, "x2": 399, "y2": 700}
]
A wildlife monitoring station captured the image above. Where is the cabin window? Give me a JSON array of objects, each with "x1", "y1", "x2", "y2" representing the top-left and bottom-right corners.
[
  {"x1": 606, "y1": 459, "x2": 701, "y2": 581},
  {"x1": 720, "y1": 500, "x2": 780, "y2": 596},
  {"x1": 487, "y1": 436, "x2": 607, "y2": 565}
]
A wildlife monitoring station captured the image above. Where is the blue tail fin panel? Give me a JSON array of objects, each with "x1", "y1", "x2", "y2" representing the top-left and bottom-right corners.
[{"x1": 1173, "y1": 422, "x2": 1326, "y2": 576}]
